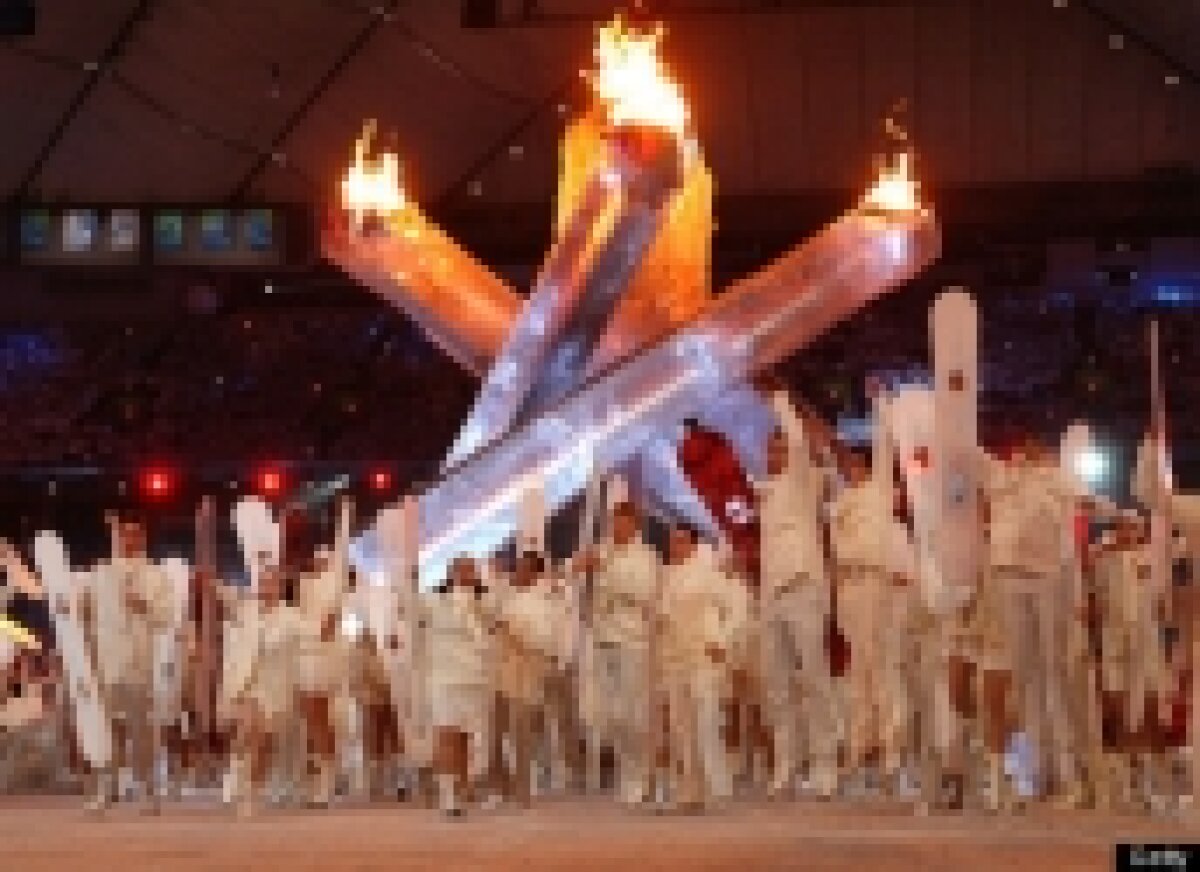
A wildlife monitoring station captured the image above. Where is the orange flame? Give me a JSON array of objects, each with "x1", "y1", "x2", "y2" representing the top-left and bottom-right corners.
[
  {"x1": 861, "y1": 151, "x2": 921, "y2": 214},
  {"x1": 341, "y1": 121, "x2": 406, "y2": 228},
  {"x1": 587, "y1": 16, "x2": 689, "y2": 139}
]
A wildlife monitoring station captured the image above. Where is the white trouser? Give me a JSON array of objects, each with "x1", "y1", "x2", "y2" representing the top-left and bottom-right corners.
[
  {"x1": 666, "y1": 665, "x2": 728, "y2": 804},
  {"x1": 430, "y1": 680, "x2": 492, "y2": 781},
  {"x1": 838, "y1": 573, "x2": 883, "y2": 765},
  {"x1": 585, "y1": 642, "x2": 651, "y2": 798},
  {"x1": 1103, "y1": 622, "x2": 1165, "y2": 733},
  {"x1": 996, "y1": 569, "x2": 1072, "y2": 786},
  {"x1": 880, "y1": 585, "x2": 920, "y2": 768},
  {"x1": 760, "y1": 580, "x2": 835, "y2": 775}
]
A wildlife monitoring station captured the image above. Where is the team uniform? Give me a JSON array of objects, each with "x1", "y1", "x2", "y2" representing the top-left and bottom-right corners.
[
  {"x1": 423, "y1": 584, "x2": 494, "y2": 809},
  {"x1": 491, "y1": 575, "x2": 568, "y2": 805},
  {"x1": 582, "y1": 537, "x2": 658, "y2": 804},
  {"x1": 756, "y1": 425, "x2": 836, "y2": 797},
  {"x1": 660, "y1": 543, "x2": 746, "y2": 808},
  {"x1": 985, "y1": 456, "x2": 1077, "y2": 798},
  {"x1": 81, "y1": 556, "x2": 175, "y2": 810}
]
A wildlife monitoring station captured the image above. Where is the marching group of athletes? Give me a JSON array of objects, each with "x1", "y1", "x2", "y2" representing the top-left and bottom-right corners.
[{"x1": 0, "y1": 388, "x2": 1196, "y2": 821}]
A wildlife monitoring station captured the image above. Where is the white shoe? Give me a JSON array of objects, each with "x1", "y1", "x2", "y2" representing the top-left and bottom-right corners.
[
  {"x1": 436, "y1": 774, "x2": 463, "y2": 817},
  {"x1": 307, "y1": 761, "x2": 336, "y2": 808},
  {"x1": 84, "y1": 771, "x2": 112, "y2": 816},
  {"x1": 768, "y1": 760, "x2": 794, "y2": 798},
  {"x1": 812, "y1": 766, "x2": 837, "y2": 800},
  {"x1": 619, "y1": 779, "x2": 649, "y2": 807}
]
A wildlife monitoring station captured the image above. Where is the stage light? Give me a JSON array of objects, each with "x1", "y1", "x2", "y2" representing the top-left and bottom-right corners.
[
  {"x1": 369, "y1": 468, "x2": 393, "y2": 493},
  {"x1": 256, "y1": 467, "x2": 285, "y2": 498},
  {"x1": 140, "y1": 467, "x2": 176, "y2": 500},
  {"x1": 1074, "y1": 447, "x2": 1109, "y2": 485}
]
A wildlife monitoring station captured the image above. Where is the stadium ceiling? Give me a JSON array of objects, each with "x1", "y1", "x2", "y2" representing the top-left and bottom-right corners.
[{"x1": 0, "y1": 0, "x2": 1197, "y2": 209}]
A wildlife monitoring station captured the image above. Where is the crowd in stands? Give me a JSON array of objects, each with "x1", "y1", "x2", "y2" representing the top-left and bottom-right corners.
[{"x1": 0, "y1": 285, "x2": 1193, "y2": 480}]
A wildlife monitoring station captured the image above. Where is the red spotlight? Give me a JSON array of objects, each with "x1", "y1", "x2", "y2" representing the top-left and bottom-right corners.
[
  {"x1": 140, "y1": 467, "x2": 176, "y2": 500},
  {"x1": 256, "y1": 467, "x2": 285, "y2": 499},
  {"x1": 369, "y1": 467, "x2": 393, "y2": 493}
]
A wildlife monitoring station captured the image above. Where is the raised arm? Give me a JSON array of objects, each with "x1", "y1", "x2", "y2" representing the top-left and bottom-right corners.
[{"x1": 0, "y1": 540, "x2": 45, "y2": 600}]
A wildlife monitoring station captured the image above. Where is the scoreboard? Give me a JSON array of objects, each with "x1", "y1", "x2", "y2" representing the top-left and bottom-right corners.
[{"x1": 6, "y1": 204, "x2": 311, "y2": 268}]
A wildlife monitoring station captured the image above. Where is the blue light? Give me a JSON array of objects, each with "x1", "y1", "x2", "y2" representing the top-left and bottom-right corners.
[{"x1": 1148, "y1": 284, "x2": 1198, "y2": 307}]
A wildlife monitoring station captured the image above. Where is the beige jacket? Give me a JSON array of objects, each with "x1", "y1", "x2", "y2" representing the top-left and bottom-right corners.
[
  {"x1": 493, "y1": 582, "x2": 565, "y2": 705},
  {"x1": 590, "y1": 540, "x2": 658, "y2": 650},
  {"x1": 84, "y1": 558, "x2": 173, "y2": 688},
  {"x1": 986, "y1": 459, "x2": 1073, "y2": 578},
  {"x1": 830, "y1": 478, "x2": 891, "y2": 574},
  {"x1": 660, "y1": 545, "x2": 747, "y2": 679},
  {"x1": 757, "y1": 469, "x2": 827, "y2": 597},
  {"x1": 220, "y1": 597, "x2": 306, "y2": 712},
  {"x1": 423, "y1": 588, "x2": 493, "y2": 691}
]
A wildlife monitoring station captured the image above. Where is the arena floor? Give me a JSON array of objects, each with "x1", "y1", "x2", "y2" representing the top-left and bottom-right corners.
[{"x1": 1, "y1": 795, "x2": 1197, "y2": 871}]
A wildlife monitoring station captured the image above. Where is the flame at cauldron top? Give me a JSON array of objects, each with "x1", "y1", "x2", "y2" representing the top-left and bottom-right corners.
[
  {"x1": 861, "y1": 150, "x2": 922, "y2": 215},
  {"x1": 587, "y1": 15, "x2": 689, "y2": 139},
  {"x1": 341, "y1": 120, "x2": 406, "y2": 227}
]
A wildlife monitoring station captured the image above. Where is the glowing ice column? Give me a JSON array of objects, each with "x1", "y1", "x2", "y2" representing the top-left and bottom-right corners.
[
  {"x1": 442, "y1": 127, "x2": 684, "y2": 470},
  {"x1": 415, "y1": 191, "x2": 940, "y2": 584}
]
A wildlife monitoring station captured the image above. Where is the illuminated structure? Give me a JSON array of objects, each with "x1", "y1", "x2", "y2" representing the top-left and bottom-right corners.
[{"x1": 325, "y1": 16, "x2": 940, "y2": 584}]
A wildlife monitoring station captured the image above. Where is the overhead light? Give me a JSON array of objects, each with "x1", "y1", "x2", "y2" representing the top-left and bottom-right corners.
[
  {"x1": 1074, "y1": 446, "x2": 1109, "y2": 486},
  {"x1": 140, "y1": 467, "x2": 177, "y2": 500},
  {"x1": 1165, "y1": 73, "x2": 1181, "y2": 86},
  {"x1": 468, "y1": 180, "x2": 483, "y2": 197},
  {"x1": 1108, "y1": 34, "x2": 1125, "y2": 50},
  {"x1": 264, "y1": 281, "x2": 274, "y2": 294},
  {"x1": 256, "y1": 467, "x2": 285, "y2": 499},
  {"x1": 1052, "y1": 0, "x2": 1068, "y2": 7},
  {"x1": 369, "y1": 467, "x2": 393, "y2": 493}
]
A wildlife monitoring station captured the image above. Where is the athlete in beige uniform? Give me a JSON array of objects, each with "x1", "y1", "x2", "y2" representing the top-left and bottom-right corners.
[
  {"x1": 660, "y1": 526, "x2": 747, "y2": 811},
  {"x1": 79, "y1": 515, "x2": 175, "y2": 813},
  {"x1": 756, "y1": 396, "x2": 836, "y2": 799},
  {"x1": 424, "y1": 557, "x2": 494, "y2": 817},
  {"x1": 577, "y1": 500, "x2": 659, "y2": 806},
  {"x1": 985, "y1": 440, "x2": 1078, "y2": 801}
]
